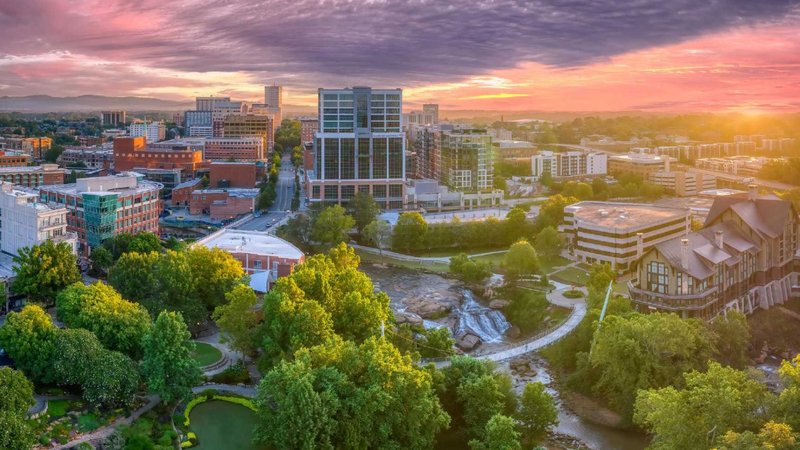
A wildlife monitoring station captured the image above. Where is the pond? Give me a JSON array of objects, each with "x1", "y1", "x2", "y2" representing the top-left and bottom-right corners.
[{"x1": 189, "y1": 400, "x2": 263, "y2": 450}]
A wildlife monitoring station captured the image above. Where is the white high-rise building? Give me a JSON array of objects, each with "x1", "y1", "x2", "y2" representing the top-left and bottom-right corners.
[
  {"x1": 0, "y1": 182, "x2": 77, "y2": 256},
  {"x1": 531, "y1": 150, "x2": 607, "y2": 180},
  {"x1": 128, "y1": 122, "x2": 166, "y2": 143}
]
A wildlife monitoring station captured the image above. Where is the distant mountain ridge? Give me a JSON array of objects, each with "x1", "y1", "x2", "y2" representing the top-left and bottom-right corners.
[{"x1": 0, "y1": 95, "x2": 193, "y2": 112}]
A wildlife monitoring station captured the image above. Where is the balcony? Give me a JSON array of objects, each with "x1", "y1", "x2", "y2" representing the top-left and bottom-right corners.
[{"x1": 627, "y1": 281, "x2": 719, "y2": 311}]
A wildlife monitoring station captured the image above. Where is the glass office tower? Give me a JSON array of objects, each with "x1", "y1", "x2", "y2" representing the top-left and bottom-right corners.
[{"x1": 309, "y1": 87, "x2": 406, "y2": 209}]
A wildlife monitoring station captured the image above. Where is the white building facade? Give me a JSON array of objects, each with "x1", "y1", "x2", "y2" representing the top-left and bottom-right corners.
[{"x1": 0, "y1": 182, "x2": 77, "y2": 256}]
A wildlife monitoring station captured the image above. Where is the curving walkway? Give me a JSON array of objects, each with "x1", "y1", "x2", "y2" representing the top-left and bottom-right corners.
[
  {"x1": 192, "y1": 383, "x2": 257, "y2": 398},
  {"x1": 427, "y1": 300, "x2": 586, "y2": 368}
]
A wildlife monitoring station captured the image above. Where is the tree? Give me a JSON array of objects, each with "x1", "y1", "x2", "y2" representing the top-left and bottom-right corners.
[
  {"x1": 468, "y1": 414, "x2": 521, "y2": 450},
  {"x1": 141, "y1": 311, "x2": 202, "y2": 403},
  {"x1": 363, "y1": 219, "x2": 391, "y2": 253},
  {"x1": 533, "y1": 226, "x2": 565, "y2": 258},
  {"x1": 593, "y1": 313, "x2": 715, "y2": 419},
  {"x1": 153, "y1": 250, "x2": 205, "y2": 326},
  {"x1": 709, "y1": 310, "x2": 751, "y2": 369},
  {"x1": 503, "y1": 240, "x2": 539, "y2": 283},
  {"x1": 255, "y1": 337, "x2": 449, "y2": 450},
  {"x1": 458, "y1": 374, "x2": 510, "y2": 439},
  {"x1": 0, "y1": 367, "x2": 34, "y2": 417},
  {"x1": 0, "y1": 411, "x2": 34, "y2": 450},
  {"x1": 89, "y1": 246, "x2": 113, "y2": 277},
  {"x1": 720, "y1": 422, "x2": 797, "y2": 450},
  {"x1": 56, "y1": 282, "x2": 152, "y2": 359},
  {"x1": 392, "y1": 212, "x2": 428, "y2": 252},
  {"x1": 503, "y1": 207, "x2": 529, "y2": 241},
  {"x1": 634, "y1": 362, "x2": 772, "y2": 450},
  {"x1": 187, "y1": 246, "x2": 245, "y2": 311},
  {"x1": 536, "y1": 194, "x2": 578, "y2": 229},
  {"x1": 517, "y1": 382, "x2": 558, "y2": 443},
  {"x1": 279, "y1": 213, "x2": 313, "y2": 248},
  {"x1": 450, "y1": 253, "x2": 492, "y2": 283},
  {"x1": 212, "y1": 284, "x2": 261, "y2": 355},
  {"x1": 777, "y1": 354, "x2": 800, "y2": 430},
  {"x1": 11, "y1": 240, "x2": 80, "y2": 304},
  {"x1": 350, "y1": 192, "x2": 380, "y2": 233},
  {"x1": 0, "y1": 305, "x2": 57, "y2": 384},
  {"x1": 53, "y1": 328, "x2": 104, "y2": 387},
  {"x1": 586, "y1": 262, "x2": 616, "y2": 300},
  {"x1": 311, "y1": 205, "x2": 355, "y2": 246},
  {"x1": 419, "y1": 327, "x2": 456, "y2": 358},
  {"x1": 108, "y1": 250, "x2": 160, "y2": 306},
  {"x1": 103, "y1": 232, "x2": 162, "y2": 260},
  {"x1": 82, "y1": 350, "x2": 139, "y2": 409}
]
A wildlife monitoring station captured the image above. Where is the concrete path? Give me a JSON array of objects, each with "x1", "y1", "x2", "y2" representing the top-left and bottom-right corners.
[
  {"x1": 427, "y1": 301, "x2": 587, "y2": 368},
  {"x1": 50, "y1": 395, "x2": 161, "y2": 450},
  {"x1": 193, "y1": 383, "x2": 257, "y2": 398}
]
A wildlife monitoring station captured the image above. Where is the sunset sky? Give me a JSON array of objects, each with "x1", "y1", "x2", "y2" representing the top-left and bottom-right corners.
[{"x1": 1, "y1": 0, "x2": 799, "y2": 112}]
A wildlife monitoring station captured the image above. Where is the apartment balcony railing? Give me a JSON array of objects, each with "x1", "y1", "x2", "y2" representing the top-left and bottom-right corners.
[{"x1": 627, "y1": 281, "x2": 719, "y2": 311}]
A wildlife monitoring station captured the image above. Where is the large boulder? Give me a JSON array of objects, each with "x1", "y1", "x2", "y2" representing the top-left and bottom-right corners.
[
  {"x1": 489, "y1": 299, "x2": 509, "y2": 309},
  {"x1": 505, "y1": 325, "x2": 521, "y2": 339},
  {"x1": 394, "y1": 311, "x2": 424, "y2": 327},
  {"x1": 405, "y1": 296, "x2": 452, "y2": 319},
  {"x1": 456, "y1": 333, "x2": 482, "y2": 351}
]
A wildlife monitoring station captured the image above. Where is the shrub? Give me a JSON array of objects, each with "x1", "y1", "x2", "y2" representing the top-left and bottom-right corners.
[
  {"x1": 199, "y1": 388, "x2": 218, "y2": 399},
  {"x1": 208, "y1": 362, "x2": 250, "y2": 384},
  {"x1": 562, "y1": 290, "x2": 584, "y2": 299}
]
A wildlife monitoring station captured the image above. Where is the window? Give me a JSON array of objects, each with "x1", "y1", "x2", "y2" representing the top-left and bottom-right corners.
[
  {"x1": 323, "y1": 138, "x2": 339, "y2": 179},
  {"x1": 340, "y1": 139, "x2": 355, "y2": 180},
  {"x1": 356, "y1": 93, "x2": 369, "y2": 129},
  {"x1": 388, "y1": 137, "x2": 403, "y2": 178},
  {"x1": 373, "y1": 185, "x2": 387, "y2": 199},
  {"x1": 312, "y1": 185, "x2": 320, "y2": 199},
  {"x1": 647, "y1": 261, "x2": 669, "y2": 294},
  {"x1": 373, "y1": 138, "x2": 387, "y2": 178},
  {"x1": 324, "y1": 185, "x2": 338, "y2": 201},
  {"x1": 357, "y1": 138, "x2": 371, "y2": 179},
  {"x1": 341, "y1": 185, "x2": 355, "y2": 201},
  {"x1": 254, "y1": 260, "x2": 262, "y2": 270},
  {"x1": 389, "y1": 184, "x2": 402, "y2": 198}
]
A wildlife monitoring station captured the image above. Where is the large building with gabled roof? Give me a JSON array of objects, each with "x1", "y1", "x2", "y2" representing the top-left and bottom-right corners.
[{"x1": 628, "y1": 186, "x2": 800, "y2": 319}]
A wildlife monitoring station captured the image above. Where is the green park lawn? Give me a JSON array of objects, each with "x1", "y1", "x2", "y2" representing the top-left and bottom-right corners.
[
  {"x1": 191, "y1": 342, "x2": 223, "y2": 367},
  {"x1": 550, "y1": 266, "x2": 591, "y2": 286}
]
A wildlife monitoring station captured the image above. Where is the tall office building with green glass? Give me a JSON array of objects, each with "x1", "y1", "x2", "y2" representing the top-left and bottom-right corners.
[{"x1": 307, "y1": 87, "x2": 406, "y2": 209}]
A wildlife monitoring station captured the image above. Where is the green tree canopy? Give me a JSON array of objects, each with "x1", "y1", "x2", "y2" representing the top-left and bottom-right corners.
[
  {"x1": 503, "y1": 239, "x2": 540, "y2": 282},
  {"x1": 0, "y1": 305, "x2": 58, "y2": 384},
  {"x1": 212, "y1": 284, "x2": 261, "y2": 355},
  {"x1": 56, "y1": 282, "x2": 152, "y2": 359},
  {"x1": 0, "y1": 367, "x2": 34, "y2": 416},
  {"x1": 254, "y1": 336, "x2": 450, "y2": 450},
  {"x1": 141, "y1": 311, "x2": 202, "y2": 403},
  {"x1": 533, "y1": 226, "x2": 565, "y2": 258},
  {"x1": 392, "y1": 212, "x2": 428, "y2": 252},
  {"x1": 634, "y1": 362, "x2": 772, "y2": 450},
  {"x1": 187, "y1": 246, "x2": 245, "y2": 311},
  {"x1": 311, "y1": 205, "x2": 355, "y2": 246},
  {"x1": 450, "y1": 253, "x2": 492, "y2": 283},
  {"x1": 592, "y1": 312, "x2": 715, "y2": 419},
  {"x1": 517, "y1": 382, "x2": 559, "y2": 443},
  {"x1": 468, "y1": 414, "x2": 521, "y2": 450},
  {"x1": 12, "y1": 240, "x2": 80, "y2": 304},
  {"x1": 363, "y1": 219, "x2": 391, "y2": 252},
  {"x1": 708, "y1": 310, "x2": 751, "y2": 369},
  {"x1": 350, "y1": 191, "x2": 380, "y2": 233}
]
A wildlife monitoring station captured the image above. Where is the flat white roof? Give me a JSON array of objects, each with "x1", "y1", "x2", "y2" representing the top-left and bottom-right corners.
[{"x1": 195, "y1": 229, "x2": 304, "y2": 260}]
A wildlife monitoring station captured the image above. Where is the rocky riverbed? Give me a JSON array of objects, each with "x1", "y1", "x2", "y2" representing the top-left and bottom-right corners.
[{"x1": 361, "y1": 263, "x2": 513, "y2": 352}]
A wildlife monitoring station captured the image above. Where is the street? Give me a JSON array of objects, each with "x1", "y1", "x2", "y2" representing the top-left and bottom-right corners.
[{"x1": 234, "y1": 153, "x2": 297, "y2": 231}]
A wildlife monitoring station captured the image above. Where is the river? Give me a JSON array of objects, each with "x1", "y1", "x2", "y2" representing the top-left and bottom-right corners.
[{"x1": 361, "y1": 262, "x2": 650, "y2": 449}]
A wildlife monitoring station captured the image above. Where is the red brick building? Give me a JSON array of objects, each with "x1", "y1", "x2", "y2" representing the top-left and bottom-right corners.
[
  {"x1": 0, "y1": 151, "x2": 31, "y2": 167},
  {"x1": 209, "y1": 162, "x2": 259, "y2": 188},
  {"x1": 300, "y1": 117, "x2": 318, "y2": 146},
  {"x1": 188, "y1": 188, "x2": 259, "y2": 220},
  {"x1": 205, "y1": 137, "x2": 266, "y2": 161},
  {"x1": 113, "y1": 137, "x2": 206, "y2": 174},
  {"x1": 171, "y1": 178, "x2": 201, "y2": 206},
  {"x1": 0, "y1": 164, "x2": 65, "y2": 187}
]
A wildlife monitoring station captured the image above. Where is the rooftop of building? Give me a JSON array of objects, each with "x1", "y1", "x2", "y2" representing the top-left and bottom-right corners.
[
  {"x1": 494, "y1": 140, "x2": 535, "y2": 148},
  {"x1": 41, "y1": 173, "x2": 162, "y2": 196},
  {"x1": 698, "y1": 188, "x2": 747, "y2": 197},
  {"x1": 173, "y1": 178, "x2": 202, "y2": 190},
  {"x1": 0, "y1": 164, "x2": 63, "y2": 173},
  {"x1": 194, "y1": 229, "x2": 304, "y2": 260},
  {"x1": 608, "y1": 153, "x2": 673, "y2": 163},
  {"x1": 704, "y1": 191, "x2": 794, "y2": 239},
  {"x1": 0, "y1": 182, "x2": 65, "y2": 212},
  {"x1": 193, "y1": 188, "x2": 259, "y2": 198},
  {"x1": 566, "y1": 201, "x2": 688, "y2": 229}
]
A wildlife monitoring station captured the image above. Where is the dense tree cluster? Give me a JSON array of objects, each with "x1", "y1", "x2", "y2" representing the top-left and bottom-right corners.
[
  {"x1": 449, "y1": 253, "x2": 492, "y2": 283},
  {"x1": 141, "y1": 311, "x2": 202, "y2": 403},
  {"x1": 0, "y1": 367, "x2": 36, "y2": 450},
  {"x1": 108, "y1": 246, "x2": 244, "y2": 325},
  {"x1": 11, "y1": 240, "x2": 81, "y2": 304},
  {"x1": 759, "y1": 158, "x2": 800, "y2": 186}
]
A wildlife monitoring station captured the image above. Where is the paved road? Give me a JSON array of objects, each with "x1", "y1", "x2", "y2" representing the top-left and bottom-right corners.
[{"x1": 234, "y1": 153, "x2": 296, "y2": 231}]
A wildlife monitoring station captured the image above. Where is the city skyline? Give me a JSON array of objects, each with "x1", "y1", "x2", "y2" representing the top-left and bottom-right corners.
[{"x1": 1, "y1": 1, "x2": 799, "y2": 112}]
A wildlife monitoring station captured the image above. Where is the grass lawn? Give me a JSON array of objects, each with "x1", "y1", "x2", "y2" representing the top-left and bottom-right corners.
[
  {"x1": 191, "y1": 342, "x2": 223, "y2": 367},
  {"x1": 355, "y1": 249, "x2": 450, "y2": 273},
  {"x1": 550, "y1": 266, "x2": 590, "y2": 286},
  {"x1": 471, "y1": 252, "x2": 506, "y2": 268},
  {"x1": 190, "y1": 400, "x2": 263, "y2": 450},
  {"x1": 540, "y1": 255, "x2": 571, "y2": 273},
  {"x1": 47, "y1": 400, "x2": 68, "y2": 418}
]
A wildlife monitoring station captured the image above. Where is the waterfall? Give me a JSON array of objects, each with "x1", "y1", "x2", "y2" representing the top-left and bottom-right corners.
[{"x1": 456, "y1": 289, "x2": 510, "y2": 343}]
